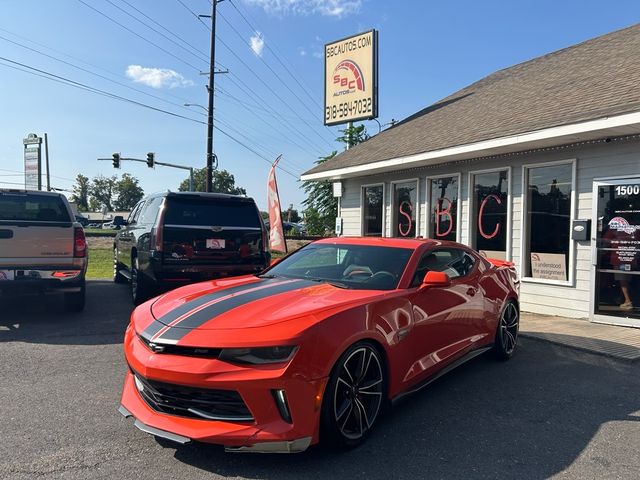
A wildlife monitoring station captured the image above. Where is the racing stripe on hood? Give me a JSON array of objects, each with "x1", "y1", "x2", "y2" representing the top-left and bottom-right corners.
[
  {"x1": 141, "y1": 277, "x2": 281, "y2": 340},
  {"x1": 154, "y1": 278, "x2": 316, "y2": 344}
]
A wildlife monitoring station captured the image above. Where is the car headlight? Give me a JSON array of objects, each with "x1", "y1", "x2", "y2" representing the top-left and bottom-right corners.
[{"x1": 218, "y1": 346, "x2": 297, "y2": 365}]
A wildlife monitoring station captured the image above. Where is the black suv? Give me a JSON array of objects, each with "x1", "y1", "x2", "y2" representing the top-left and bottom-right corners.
[{"x1": 114, "y1": 192, "x2": 269, "y2": 304}]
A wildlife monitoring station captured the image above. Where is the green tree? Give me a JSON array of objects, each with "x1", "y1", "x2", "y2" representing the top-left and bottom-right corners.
[
  {"x1": 71, "y1": 174, "x2": 90, "y2": 211},
  {"x1": 302, "y1": 124, "x2": 368, "y2": 235},
  {"x1": 284, "y1": 205, "x2": 300, "y2": 223},
  {"x1": 114, "y1": 173, "x2": 144, "y2": 211},
  {"x1": 178, "y1": 168, "x2": 246, "y2": 195},
  {"x1": 89, "y1": 175, "x2": 117, "y2": 211}
]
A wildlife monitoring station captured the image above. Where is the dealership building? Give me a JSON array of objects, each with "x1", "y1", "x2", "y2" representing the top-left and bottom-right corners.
[{"x1": 302, "y1": 25, "x2": 640, "y2": 328}]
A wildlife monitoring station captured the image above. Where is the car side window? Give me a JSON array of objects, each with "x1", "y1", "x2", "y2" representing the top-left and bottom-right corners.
[
  {"x1": 138, "y1": 197, "x2": 163, "y2": 225},
  {"x1": 411, "y1": 248, "x2": 476, "y2": 287},
  {"x1": 127, "y1": 202, "x2": 144, "y2": 225}
]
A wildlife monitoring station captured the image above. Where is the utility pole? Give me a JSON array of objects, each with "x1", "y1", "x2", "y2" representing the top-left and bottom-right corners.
[{"x1": 204, "y1": 1, "x2": 218, "y2": 193}]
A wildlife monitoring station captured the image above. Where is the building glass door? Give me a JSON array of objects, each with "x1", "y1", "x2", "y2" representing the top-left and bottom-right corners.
[{"x1": 593, "y1": 178, "x2": 640, "y2": 327}]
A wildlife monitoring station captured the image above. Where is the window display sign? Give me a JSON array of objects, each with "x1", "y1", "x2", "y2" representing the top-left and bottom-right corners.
[
  {"x1": 472, "y1": 171, "x2": 508, "y2": 257},
  {"x1": 531, "y1": 253, "x2": 567, "y2": 281},
  {"x1": 393, "y1": 181, "x2": 417, "y2": 237},
  {"x1": 429, "y1": 176, "x2": 458, "y2": 241}
]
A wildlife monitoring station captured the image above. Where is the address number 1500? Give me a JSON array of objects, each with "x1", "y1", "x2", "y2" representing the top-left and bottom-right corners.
[{"x1": 616, "y1": 185, "x2": 640, "y2": 196}]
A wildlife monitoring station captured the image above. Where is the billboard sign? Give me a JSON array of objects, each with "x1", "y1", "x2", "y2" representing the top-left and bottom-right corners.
[
  {"x1": 23, "y1": 134, "x2": 42, "y2": 190},
  {"x1": 324, "y1": 30, "x2": 378, "y2": 126}
]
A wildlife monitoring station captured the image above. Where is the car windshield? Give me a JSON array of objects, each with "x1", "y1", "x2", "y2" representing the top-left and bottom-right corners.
[{"x1": 266, "y1": 243, "x2": 413, "y2": 290}]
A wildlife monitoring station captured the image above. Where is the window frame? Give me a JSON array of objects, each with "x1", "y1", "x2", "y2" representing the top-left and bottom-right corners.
[
  {"x1": 360, "y1": 182, "x2": 386, "y2": 237},
  {"x1": 127, "y1": 200, "x2": 145, "y2": 226},
  {"x1": 519, "y1": 158, "x2": 577, "y2": 287},
  {"x1": 467, "y1": 166, "x2": 512, "y2": 261},
  {"x1": 390, "y1": 178, "x2": 420, "y2": 238},
  {"x1": 425, "y1": 172, "x2": 462, "y2": 242}
]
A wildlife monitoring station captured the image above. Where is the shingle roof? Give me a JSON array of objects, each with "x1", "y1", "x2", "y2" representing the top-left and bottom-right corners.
[{"x1": 305, "y1": 24, "x2": 640, "y2": 177}]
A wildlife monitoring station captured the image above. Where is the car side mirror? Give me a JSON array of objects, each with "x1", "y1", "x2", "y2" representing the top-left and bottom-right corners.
[{"x1": 419, "y1": 271, "x2": 451, "y2": 290}]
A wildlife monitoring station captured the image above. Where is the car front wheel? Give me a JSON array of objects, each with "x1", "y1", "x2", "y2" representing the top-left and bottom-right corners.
[
  {"x1": 492, "y1": 299, "x2": 519, "y2": 360},
  {"x1": 321, "y1": 342, "x2": 386, "y2": 449}
]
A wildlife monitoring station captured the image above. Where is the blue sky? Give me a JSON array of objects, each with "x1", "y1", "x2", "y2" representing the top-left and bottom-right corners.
[{"x1": 1, "y1": 0, "x2": 638, "y2": 211}]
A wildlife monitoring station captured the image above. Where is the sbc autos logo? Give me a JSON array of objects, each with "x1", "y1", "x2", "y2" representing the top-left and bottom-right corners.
[
  {"x1": 332, "y1": 60, "x2": 365, "y2": 97},
  {"x1": 608, "y1": 216, "x2": 638, "y2": 235}
]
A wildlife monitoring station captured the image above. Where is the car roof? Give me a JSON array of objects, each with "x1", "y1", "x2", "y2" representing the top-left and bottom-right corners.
[
  {"x1": 146, "y1": 191, "x2": 254, "y2": 202},
  {"x1": 0, "y1": 188, "x2": 66, "y2": 197}
]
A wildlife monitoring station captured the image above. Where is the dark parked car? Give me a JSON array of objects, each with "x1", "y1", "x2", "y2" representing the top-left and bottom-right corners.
[{"x1": 114, "y1": 192, "x2": 270, "y2": 304}]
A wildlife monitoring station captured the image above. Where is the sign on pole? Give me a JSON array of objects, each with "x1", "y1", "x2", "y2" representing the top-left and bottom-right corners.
[
  {"x1": 23, "y1": 133, "x2": 42, "y2": 190},
  {"x1": 324, "y1": 30, "x2": 378, "y2": 126}
]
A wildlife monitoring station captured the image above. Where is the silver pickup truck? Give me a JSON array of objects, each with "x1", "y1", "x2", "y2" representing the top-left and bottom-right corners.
[{"x1": 0, "y1": 189, "x2": 88, "y2": 312}]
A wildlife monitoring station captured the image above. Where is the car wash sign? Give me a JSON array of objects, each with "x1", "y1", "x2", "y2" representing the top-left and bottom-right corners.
[
  {"x1": 324, "y1": 30, "x2": 378, "y2": 126},
  {"x1": 23, "y1": 133, "x2": 42, "y2": 190}
]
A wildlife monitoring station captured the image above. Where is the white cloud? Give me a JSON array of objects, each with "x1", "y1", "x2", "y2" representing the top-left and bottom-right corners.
[
  {"x1": 250, "y1": 32, "x2": 265, "y2": 56},
  {"x1": 312, "y1": 50, "x2": 323, "y2": 59},
  {"x1": 298, "y1": 47, "x2": 307, "y2": 56},
  {"x1": 243, "y1": 0, "x2": 362, "y2": 17},
  {"x1": 125, "y1": 65, "x2": 193, "y2": 89}
]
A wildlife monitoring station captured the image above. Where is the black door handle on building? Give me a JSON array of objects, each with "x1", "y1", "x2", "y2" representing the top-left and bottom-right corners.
[{"x1": 467, "y1": 288, "x2": 477, "y2": 297}]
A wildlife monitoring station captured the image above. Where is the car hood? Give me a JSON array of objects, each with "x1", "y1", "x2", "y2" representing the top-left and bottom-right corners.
[{"x1": 147, "y1": 275, "x2": 385, "y2": 332}]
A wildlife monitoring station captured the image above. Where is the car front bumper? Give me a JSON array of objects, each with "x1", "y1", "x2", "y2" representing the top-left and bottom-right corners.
[{"x1": 120, "y1": 328, "x2": 327, "y2": 452}]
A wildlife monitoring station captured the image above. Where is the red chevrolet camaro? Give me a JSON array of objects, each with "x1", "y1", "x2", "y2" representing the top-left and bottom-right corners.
[{"x1": 119, "y1": 237, "x2": 519, "y2": 453}]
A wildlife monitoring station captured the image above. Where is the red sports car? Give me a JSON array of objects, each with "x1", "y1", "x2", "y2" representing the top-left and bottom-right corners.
[{"x1": 119, "y1": 237, "x2": 519, "y2": 452}]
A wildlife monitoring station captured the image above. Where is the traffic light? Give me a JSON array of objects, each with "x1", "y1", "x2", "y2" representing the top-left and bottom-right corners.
[
  {"x1": 112, "y1": 153, "x2": 120, "y2": 169},
  {"x1": 146, "y1": 152, "x2": 155, "y2": 168}
]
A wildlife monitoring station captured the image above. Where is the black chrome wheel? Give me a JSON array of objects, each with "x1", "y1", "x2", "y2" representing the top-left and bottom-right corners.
[
  {"x1": 493, "y1": 300, "x2": 519, "y2": 360},
  {"x1": 322, "y1": 343, "x2": 385, "y2": 448}
]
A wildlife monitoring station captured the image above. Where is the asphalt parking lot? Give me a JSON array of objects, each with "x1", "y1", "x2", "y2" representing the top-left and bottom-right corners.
[{"x1": 1, "y1": 280, "x2": 639, "y2": 480}]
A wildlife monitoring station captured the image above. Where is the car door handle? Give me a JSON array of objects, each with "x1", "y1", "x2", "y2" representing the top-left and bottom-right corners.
[{"x1": 466, "y1": 287, "x2": 477, "y2": 297}]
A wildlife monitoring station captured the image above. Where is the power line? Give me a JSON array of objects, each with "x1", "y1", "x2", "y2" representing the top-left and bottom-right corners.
[
  {"x1": 0, "y1": 33, "x2": 207, "y2": 117},
  {"x1": 176, "y1": 0, "x2": 333, "y2": 150},
  {"x1": 228, "y1": 0, "x2": 323, "y2": 112},
  {"x1": 0, "y1": 26, "x2": 201, "y2": 106},
  {"x1": 0, "y1": 56, "x2": 206, "y2": 124},
  {"x1": 76, "y1": 0, "x2": 205, "y2": 73},
  {"x1": 0, "y1": 57, "x2": 298, "y2": 179},
  {"x1": 113, "y1": 0, "x2": 211, "y2": 63}
]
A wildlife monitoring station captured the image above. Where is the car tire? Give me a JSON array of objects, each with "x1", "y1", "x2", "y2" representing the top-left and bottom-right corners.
[
  {"x1": 114, "y1": 247, "x2": 127, "y2": 284},
  {"x1": 320, "y1": 341, "x2": 386, "y2": 449},
  {"x1": 64, "y1": 281, "x2": 86, "y2": 313},
  {"x1": 492, "y1": 299, "x2": 519, "y2": 361},
  {"x1": 131, "y1": 256, "x2": 151, "y2": 305}
]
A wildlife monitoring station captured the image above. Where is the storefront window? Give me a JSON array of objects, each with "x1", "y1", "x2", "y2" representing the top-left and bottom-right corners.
[
  {"x1": 362, "y1": 185, "x2": 383, "y2": 236},
  {"x1": 472, "y1": 170, "x2": 509, "y2": 259},
  {"x1": 524, "y1": 163, "x2": 573, "y2": 280},
  {"x1": 428, "y1": 176, "x2": 458, "y2": 241},
  {"x1": 392, "y1": 181, "x2": 417, "y2": 237}
]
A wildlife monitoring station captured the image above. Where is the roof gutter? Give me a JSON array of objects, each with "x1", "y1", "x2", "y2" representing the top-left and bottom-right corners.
[{"x1": 300, "y1": 110, "x2": 640, "y2": 181}]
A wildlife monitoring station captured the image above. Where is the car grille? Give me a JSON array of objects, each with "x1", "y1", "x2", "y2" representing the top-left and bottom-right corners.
[
  {"x1": 133, "y1": 372, "x2": 254, "y2": 422},
  {"x1": 137, "y1": 334, "x2": 221, "y2": 358}
]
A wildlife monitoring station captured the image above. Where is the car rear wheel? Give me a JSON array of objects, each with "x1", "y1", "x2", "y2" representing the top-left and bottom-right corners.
[
  {"x1": 113, "y1": 247, "x2": 127, "y2": 284},
  {"x1": 492, "y1": 299, "x2": 519, "y2": 360},
  {"x1": 131, "y1": 257, "x2": 151, "y2": 305},
  {"x1": 321, "y1": 342, "x2": 386, "y2": 449},
  {"x1": 64, "y1": 281, "x2": 86, "y2": 313}
]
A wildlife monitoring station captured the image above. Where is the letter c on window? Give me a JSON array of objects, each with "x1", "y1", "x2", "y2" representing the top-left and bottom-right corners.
[{"x1": 478, "y1": 194, "x2": 502, "y2": 239}]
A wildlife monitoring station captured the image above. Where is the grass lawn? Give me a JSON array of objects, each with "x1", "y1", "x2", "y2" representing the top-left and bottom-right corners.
[
  {"x1": 87, "y1": 246, "x2": 112, "y2": 280},
  {"x1": 84, "y1": 228, "x2": 117, "y2": 237}
]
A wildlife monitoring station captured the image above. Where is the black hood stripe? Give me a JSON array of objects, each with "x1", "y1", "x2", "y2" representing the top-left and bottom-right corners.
[
  {"x1": 142, "y1": 277, "x2": 280, "y2": 339},
  {"x1": 155, "y1": 279, "x2": 316, "y2": 343}
]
